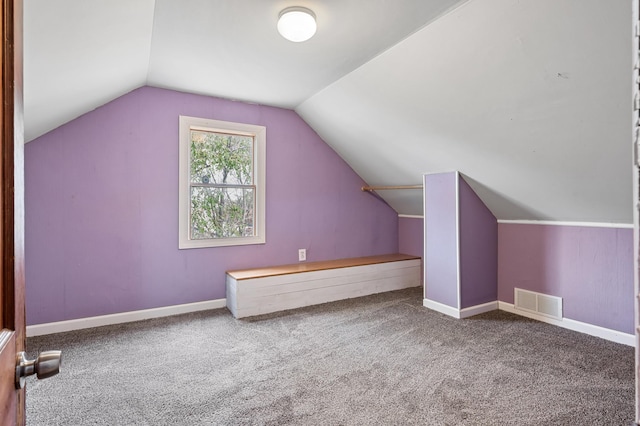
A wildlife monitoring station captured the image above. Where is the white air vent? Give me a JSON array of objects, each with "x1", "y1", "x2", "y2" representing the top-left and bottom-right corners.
[{"x1": 514, "y1": 288, "x2": 562, "y2": 320}]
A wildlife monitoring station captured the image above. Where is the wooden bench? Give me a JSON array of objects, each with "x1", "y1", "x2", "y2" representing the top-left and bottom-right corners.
[{"x1": 225, "y1": 254, "x2": 421, "y2": 318}]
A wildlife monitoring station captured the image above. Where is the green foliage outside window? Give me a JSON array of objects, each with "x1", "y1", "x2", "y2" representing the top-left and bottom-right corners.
[{"x1": 189, "y1": 130, "x2": 255, "y2": 240}]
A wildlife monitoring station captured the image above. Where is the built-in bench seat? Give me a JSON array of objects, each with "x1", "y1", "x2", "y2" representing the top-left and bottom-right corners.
[{"x1": 226, "y1": 254, "x2": 422, "y2": 318}]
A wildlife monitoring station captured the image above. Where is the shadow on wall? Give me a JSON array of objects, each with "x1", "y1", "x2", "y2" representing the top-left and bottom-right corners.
[{"x1": 461, "y1": 174, "x2": 548, "y2": 221}]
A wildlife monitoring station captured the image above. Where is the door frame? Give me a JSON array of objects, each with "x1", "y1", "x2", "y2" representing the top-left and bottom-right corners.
[{"x1": 0, "y1": 0, "x2": 25, "y2": 423}]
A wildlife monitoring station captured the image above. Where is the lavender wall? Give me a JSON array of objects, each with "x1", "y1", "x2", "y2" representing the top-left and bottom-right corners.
[
  {"x1": 498, "y1": 223, "x2": 633, "y2": 334},
  {"x1": 398, "y1": 216, "x2": 423, "y2": 258},
  {"x1": 25, "y1": 86, "x2": 399, "y2": 325},
  {"x1": 458, "y1": 176, "x2": 497, "y2": 309},
  {"x1": 424, "y1": 172, "x2": 458, "y2": 308}
]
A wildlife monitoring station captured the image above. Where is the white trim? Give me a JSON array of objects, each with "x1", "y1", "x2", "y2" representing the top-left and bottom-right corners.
[
  {"x1": 631, "y1": 2, "x2": 640, "y2": 421},
  {"x1": 423, "y1": 299, "x2": 634, "y2": 346},
  {"x1": 498, "y1": 219, "x2": 633, "y2": 229},
  {"x1": 459, "y1": 301, "x2": 499, "y2": 319},
  {"x1": 455, "y1": 171, "x2": 461, "y2": 310},
  {"x1": 27, "y1": 295, "x2": 634, "y2": 348},
  {"x1": 398, "y1": 214, "x2": 423, "y2": 219},
  {"x1": 178, "y1": 116, "x2": 266, "y2": 249},
  {"x1": 423, "y1": 299, "x2": 499, "y2": 320},
  {"x1": 26, "y1": 299, "x2": 227, "y2": 337},
  {"x1": 422, "y1": 174, "x2": 428, "y2": 297},
  {"x1": 498, "y1": 302, "x2": 634, "y2": 347},
  {"x1": 422, "y1": 170, "x2": 459, "y2": 176},
  {"x1": 423, "y1": 298, "x2": 461, "y2": 319}
]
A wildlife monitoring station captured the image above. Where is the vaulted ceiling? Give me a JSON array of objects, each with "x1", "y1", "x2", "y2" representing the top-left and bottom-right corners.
[{"x1": 24, "y1": 0, "x2": 633, "y2": 223}]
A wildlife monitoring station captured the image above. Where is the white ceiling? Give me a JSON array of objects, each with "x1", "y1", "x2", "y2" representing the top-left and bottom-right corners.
[
  {"x1": 24, "y1": 0, "x2": 468, "y2": 141},
  {"x1": 24, "y1": 0, "x2": 634, "y2": 223}
]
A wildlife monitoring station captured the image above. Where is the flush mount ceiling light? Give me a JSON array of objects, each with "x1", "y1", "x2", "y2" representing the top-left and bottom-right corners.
[{"x1": 277, "y1": 7, "x2": 317, "y2": 42}]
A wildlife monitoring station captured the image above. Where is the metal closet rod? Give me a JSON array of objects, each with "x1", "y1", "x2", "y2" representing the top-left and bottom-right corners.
[{"x1": 361, "y1": 184, "x2": 423, "y2": 192}]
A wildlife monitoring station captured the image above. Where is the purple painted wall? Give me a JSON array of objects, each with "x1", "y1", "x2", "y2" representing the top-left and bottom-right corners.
[
  {"x1": 498, "y1": 223, "x2": 633, "y2": 334},
  {"x1": 25, "y1": 86, "x2": 399, "y2": 325},
  {"x1": 398, "y1": 216, "x2": 423, "y2": 258},
  {"x1": 458, "y1": 176, "x2": 497, "y2": 309},
  {"x1": 398, "y1": 216, "x2": 424, "y2": 283},
  {"x1": 424, "y1": 172, "x2": 458, "y2": 308}
]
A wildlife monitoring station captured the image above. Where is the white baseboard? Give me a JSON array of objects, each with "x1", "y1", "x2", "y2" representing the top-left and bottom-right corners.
[
  {"x1": 29, "y1": 297, "x2": 634, "y2": 347},
  {"x1": 26, "y1": 299, "x2": 227, "y2": 337},
  {"x1": 423, "y1": 298, "x2": 461, "y2": 318},
  {"x1": 498, "y1": 302, "x2": 634, "y2": 347},
  {"x1": 423, "y1": 299, "x2": 634, "y2": 346},
  {"x1": 423, "y1": 299, "x2": 499, "y2": 319},
  {"x1": 460, "y1": 301, "x2": 499, "y2": 319}
]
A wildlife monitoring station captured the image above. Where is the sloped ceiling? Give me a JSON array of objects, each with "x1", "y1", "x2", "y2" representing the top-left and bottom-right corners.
[
  {"x1": 299, "y1": 0, "x2": 634, "y2": 222},
  {"x1": 24, "y1": 0, "x2": 633, "y2": 223},
  {"x1": 24, "y1": 0, "x2": 467, "y2": 140}
]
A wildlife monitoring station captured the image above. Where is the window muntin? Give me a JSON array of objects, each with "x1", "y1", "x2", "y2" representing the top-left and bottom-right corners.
[{"x1": 179, "y1": 116, "x2": 265, "y2": 249}]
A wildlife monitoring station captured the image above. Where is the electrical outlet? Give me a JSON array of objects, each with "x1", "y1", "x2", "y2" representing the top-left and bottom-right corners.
[{"x1": 298, "y1": 249, "x2": 306, "y2": 262}]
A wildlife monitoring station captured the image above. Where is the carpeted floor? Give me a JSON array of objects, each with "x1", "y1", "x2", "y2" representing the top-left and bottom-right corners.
[{"x1": 25, "y1": 287, "x2": 634, "y2": 425}]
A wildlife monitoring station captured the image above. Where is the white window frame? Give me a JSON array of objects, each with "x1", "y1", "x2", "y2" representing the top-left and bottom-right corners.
[{"x1": 178, "y1": 115, "x2": 266, "y2": 249}]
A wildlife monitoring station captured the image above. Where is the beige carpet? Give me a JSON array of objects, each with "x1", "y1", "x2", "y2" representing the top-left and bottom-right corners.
[{"x1": 26, "y1": 287, "x2": 633, "y2": 425}]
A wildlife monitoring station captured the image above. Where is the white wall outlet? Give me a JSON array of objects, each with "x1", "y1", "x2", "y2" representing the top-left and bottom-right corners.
[{"x1": 298, "y1": 249, "x2": 306, "y2": 262}]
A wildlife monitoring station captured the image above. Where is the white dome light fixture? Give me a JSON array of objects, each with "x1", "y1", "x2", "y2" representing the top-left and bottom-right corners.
[{"x1": 277, "y1": 7, "x2": 317, "y2": 42}]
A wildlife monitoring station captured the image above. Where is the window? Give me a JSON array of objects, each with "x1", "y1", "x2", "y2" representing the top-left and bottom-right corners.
[{"x1": 179, "y1": 116, "x2": 265, "y2": 249}]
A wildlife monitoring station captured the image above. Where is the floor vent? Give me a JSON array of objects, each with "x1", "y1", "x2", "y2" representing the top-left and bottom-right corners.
[{"x1": 514, "y1": 288, "x2": 562, "y2": 320}]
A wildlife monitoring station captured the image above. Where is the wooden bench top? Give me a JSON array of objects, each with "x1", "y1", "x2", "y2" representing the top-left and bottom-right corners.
[{"x1": 226, "y1": 253, "x2": 420, "y2": 280}]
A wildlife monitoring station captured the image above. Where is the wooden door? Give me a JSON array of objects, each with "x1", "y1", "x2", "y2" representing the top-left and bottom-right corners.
[{"x1": 0, "y1": 0, "x2": 24, "y2": 424}]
